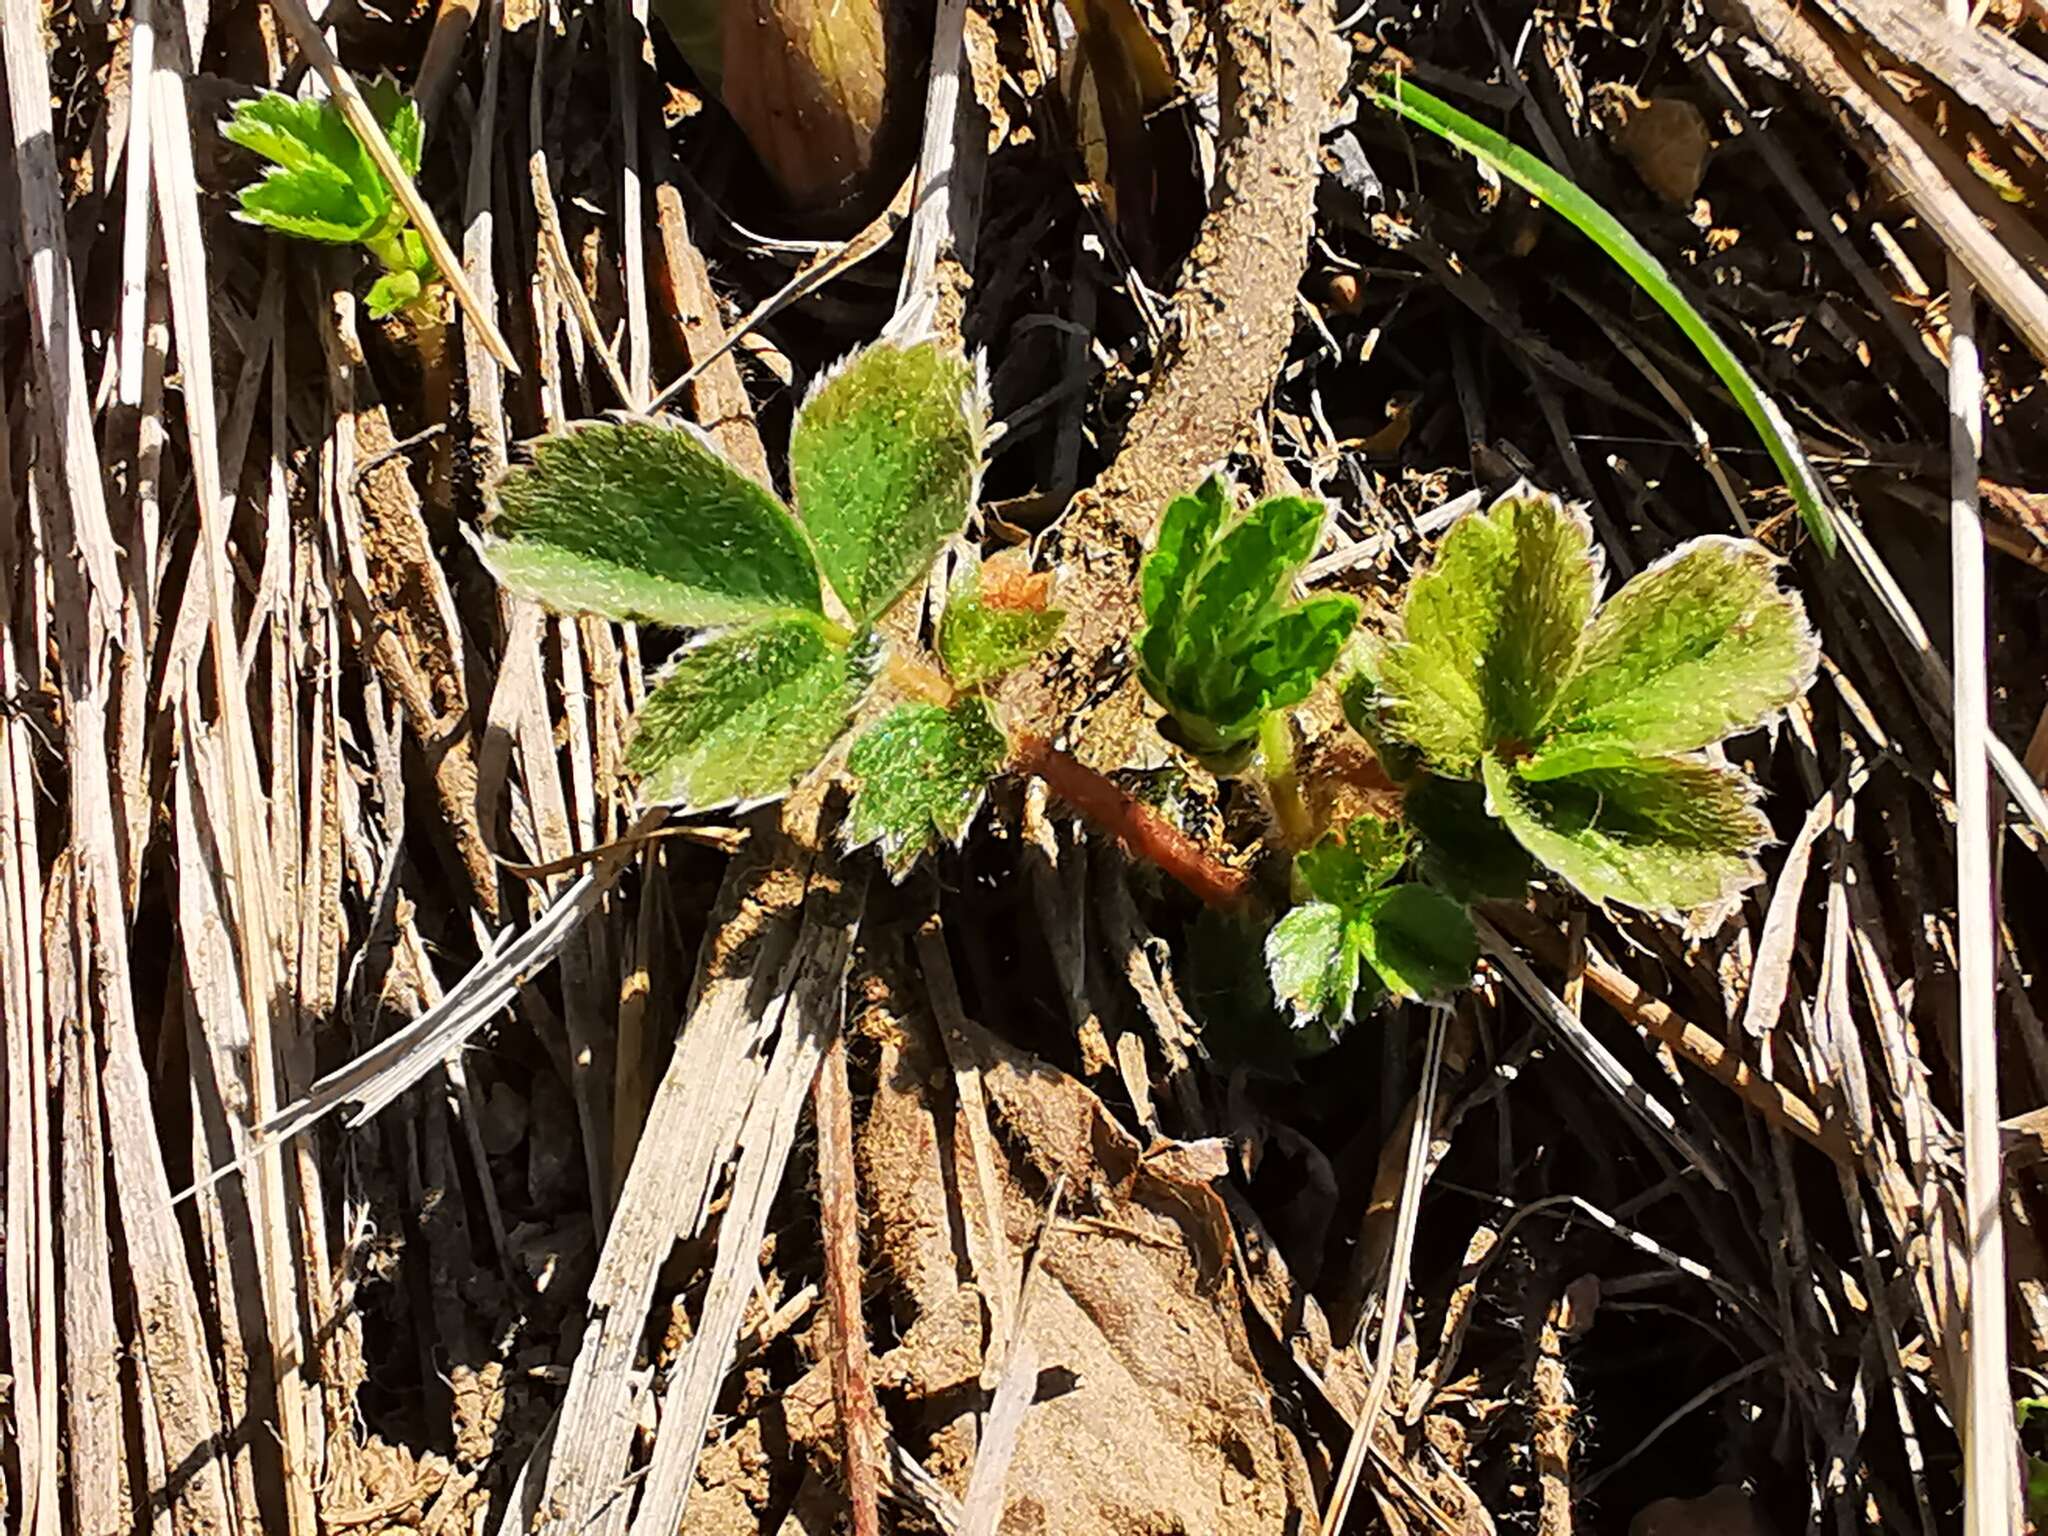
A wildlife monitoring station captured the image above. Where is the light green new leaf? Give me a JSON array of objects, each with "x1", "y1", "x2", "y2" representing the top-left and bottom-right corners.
[
  {"x1": 1379, "y1": 487, "x2": 1596, "y2": 775},
  {"x1": 789, "y1": 341, "x2": 979, "y2": 622},
  {"x1": 844, "y1": 697, "x2": 1008, "y2": 876},
  {"x1": 1265, "y1": 902, "x2": 1373, "y2": 1029},
  {"x1": 221, "y1": 92, "x2": 366, "y2": 180},
  {"x1": 488, "y1": 420, "x2": 822, "y2": 626},
  {"x1": 1376, "y1": 77, "x2": 1836, "y2": 555},
  {"x1": 626, "y1": 620, "x2": 874, "y2": 809},
  {"x1": 1355, "y1": 884, "x2": 1479, "y2": 1001},
  {"x1": 365, "y1": 268, "x2": 423, "y2": 319},
  {"x1": 364, "y1": 77, "x2": 424, "y2": 178},
  {"x1": 234, "y1": 164, "x2": 381, "y2": 243},
  {"x1": 1297, "y1": 817, "x2": 1409, "y2": 909},
  {"x1": 1141, "y1": 477, "x2": 1230, "y2": 626},
  {"x1": 937, "y1": 577, "x2": 1064, "y2": 688},
  {"x1": 224, "y1": 83, "x2": 419, "y2": 244},
  {"x1": 1526, "y1": 536, "x2": 1818, "y2": 779},
  {"x1": 1482, "y1": 753, "x2": 1770, "y2": 916}
]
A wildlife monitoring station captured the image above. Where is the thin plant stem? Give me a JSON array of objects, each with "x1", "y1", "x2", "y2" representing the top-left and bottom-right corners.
[
  {"x1": 1258, "y1": 711, "x2": 1315, "y2": 850},
  {"x1": 1011, "y1": 735, "x2": 1253, "y2": 909}
]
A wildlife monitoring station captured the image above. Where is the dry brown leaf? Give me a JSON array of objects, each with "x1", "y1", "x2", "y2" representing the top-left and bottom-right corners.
[{"x1": 1592, "y1": 84, "x2": 1714, "y2": 207}]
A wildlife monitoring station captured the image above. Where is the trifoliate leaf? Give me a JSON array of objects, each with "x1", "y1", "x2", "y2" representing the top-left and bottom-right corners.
[
  {"x1": 1482, "y1": 752, "x2": 1769, "y2": 916},
  {"x1": 789, "y1": 340, "x2": 979, "y2": 622},
  {"x1": 1525, "y1": 536, "x2": 1818, "y2": 779},
  {"x1": 487, "y1": 420, "x2": 823, "y2": 627},
  {"x1": 234, "y1": 165, "x2": 382, "y2": 243},
  {"x1": 1379, "y1": 487, "x2": 1598, "y2": 776},
  {"x1": 1265, "y1": 902, "x2": 1372, "y2": 1029},
  {"x1": 626, "y1": 619, "x2": 874, "y2": 809},
  {"x1": 1297, "y1": 817, "x2": 1409, "y2": 908},
  {"x1": 1402, "y1": 775, "x2": 1534, "y2": 903},
  {"x1": 364, "y1": 268, "x2": 423, "y2": 319},
  {"x1": 1141, "y1": 477, "x2": 1230, "y2": 626},
  {"x1": 1354, "y1": 884, "x2": 1478, "y2": 1001},
  {"x1": 937, "y1": 573, "x2": 1064, "y2": 688},
  {"x1": 844, "y1": 696, "x2": 1008, "y2": 876}
]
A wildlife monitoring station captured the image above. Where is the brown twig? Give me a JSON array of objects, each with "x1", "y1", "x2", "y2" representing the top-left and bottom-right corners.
[
  {"x1": 1012, "y1": 735, "x2": 1253, "y2": 910},
  {"x1": 814, "y1": 1031, "x2": 883, "y2": 1536}
]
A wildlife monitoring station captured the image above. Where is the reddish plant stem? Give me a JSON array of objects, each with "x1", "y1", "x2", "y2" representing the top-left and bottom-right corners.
[
  {"x1": 1012, "y1": 735, "x2": 1254, "y2": 909},
  {"x1": 812, "y1": 1032, "x2": 883, "y2": 1536}
]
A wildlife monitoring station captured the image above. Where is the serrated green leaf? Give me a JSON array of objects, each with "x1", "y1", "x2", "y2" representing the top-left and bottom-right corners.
[
  {"x1": 1339, "y1": 663, "x2": 1422, "y2": 783},
  {"x1": 1141, "y1": 477, "x2": 1229, "y2": 626},
  {"x1": 364, "y1": 76, "x2": 424, "y2": 178},
  {"x1": 487, "y1": 420, "x2": 823, "y2": 627},
  {"x1": 1184, "y1": 907, "x2": 1341, "y2": 1065},
  {"x1": 626, "y1": 620, "x2": 873, "y2": 809},
  {"x1": 364, "y1": 267, "x2": 423, "y2": 319},
  {"x1": 937, "y1": 576, "x2": 1064, "y2": 688},
  {"x1": 1171, "y1": 495, "x2": 1328, "y2": 673},
  {"x1": 844, "y1": 696, "x2": 1008, "y2": 876},
  {"x1": 1482, "y1": 752, "x2": 1770, "y2": 916},
  {"x1": 1265, "y1": 902, "x2": 1371, "y2": 1029},
  {"x1": 1297, "y1": 816, "x2": 1409, "y2": 908},
  {"x1": 1403, "y1": 775, "x2": 1534, "y2": 902},
  {"x1": 1525, "y1": 536, "x2": 1818, "y2": 779},
  {"x1": 1206, "y1": 594, "x2": 1362, "y2": 733},
  {"x1": 234, "y1": 164, "x2": 382, "y2": 243},
  {"x1": 1355, "y1": 884, "x2": 1478, "y2": 1001},
  {"x1": 222, "y1": 92, "x2": 364, "y2": 178},
  {"x1": 789, "y1": 340, "x2": 979, "y2": 622},
  {"x1": 1379, "y1": 487, "x2": 1597, "y2": 775}
]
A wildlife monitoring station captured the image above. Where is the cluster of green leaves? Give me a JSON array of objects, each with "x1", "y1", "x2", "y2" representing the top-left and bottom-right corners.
[
  {"x1": 1137, "y1": 477, "x2": 1361, "y2": 768},
  {"x1": 221, "y1": 80, "x2": 439, "y2": 320},
  {"x1": 486, "y1": 339, "x2": 1060, "y2": 875},
  {"x1": 1265, "y1": 817, "x2": 1477, "y2": 1029},
  {"x1": 1364, "y1": 485, "x2": 1818, "y2": 918}
]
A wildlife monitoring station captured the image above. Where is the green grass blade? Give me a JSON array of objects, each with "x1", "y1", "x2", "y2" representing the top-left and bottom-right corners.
[{"x1": 1378, "y1": 76, "x2": 1838, "y2": 556}]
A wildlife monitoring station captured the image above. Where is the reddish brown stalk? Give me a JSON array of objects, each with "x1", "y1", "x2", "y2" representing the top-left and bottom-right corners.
[
  {"x1": 1012, "y1": 735, "x2": 1253, "y2": 909},
  {"x1": 812, "y1": 1031, "x2": 883, "y2": 1536}
]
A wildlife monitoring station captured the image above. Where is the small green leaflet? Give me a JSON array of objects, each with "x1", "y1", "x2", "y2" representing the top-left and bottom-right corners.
[
  {"x1": 223, "y1": 79, "x2": 420, "y2": 244},
  {"x1": 1137, "y1": 478, "x2": 1360, "y2": 762},
  {"x1": 1266, "y1": 816, "x2": 1477, "y2": 1028},
  {"x1": 488, "y1": 420, "x2": 824, "y2": 628},
  {"x1": 1482, "y1": 752, "x2": 1769, "y2": 917},
  {"x1": 1525, "y1": 536, "x2": 1818, "y2": 780},
  {"x1": 627, "y1": 620, "x2": 876, "y2": 810},
  {"x1": 844, "y1": 697, "x2": 1008, "y2": 876},
  {"x1": 1378, "y1": 487, "x2": 1597, "y2": 776},
  {"x1": 937, "y1": 572, "x2": 1063, "y2": 688},
  {"x1": 789, "y1": 341, "x2": 980, "y2": 623},
  {"x1": 365, "y1": 263, "x2": 424, "y2": 320}
]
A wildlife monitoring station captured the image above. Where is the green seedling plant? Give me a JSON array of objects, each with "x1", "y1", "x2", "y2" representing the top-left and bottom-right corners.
[
  {"x1": 222, "y1": 80, "x2": 441, "y2": 320},
  {"x1": 485, "y1": 338, "x2": 1083, "y2": 877},
  {"x1": 482, "y1": 329, "x2": 1816, "y2": 1048}
]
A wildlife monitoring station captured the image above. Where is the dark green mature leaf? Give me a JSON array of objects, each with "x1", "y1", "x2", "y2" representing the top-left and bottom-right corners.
[
  {"x1": 1482, "y1": 752, "x2": 1769, "y2": 916},
  {"x1": 1379, "y1": 487, "x2": 1597, "y2": 775},
  {"x1": 789, "y1": 340, "x2": 979, "y2": 622},
  {"x1": 1207, "y1": 594, "x2": 1362, "y2": 732},
  {"x1": 1403, "y1": 775, "x2": 1534, "y2": 902},
  {"x1": 626, "y1": 620, "x2": 874, "y2": 808},
  {"x1": 1526, "y1": 536, "x2": 1818, "y2": 779},
  {"x1": 1184, "y1": 908, "x2": 1341, "y2": 1065},
  {"x1": 937, "y1": 575, "x2": 1064, "y2": 688},
  {"x1": 1141, "y1": 477, "x2": 1229, "y2": 627},
  {"x1": 844, "y1": 696, "x2": 1008, "y2": 876},
  {"x1": 1297, "y1": 817, "x2": 1409, "y2": 908},
  {"x1": 1265, "y1": 902, "x2": 1371, "y2": 1029},
  {"x1": 1354, "y1": 884, "x2": 1478, "y2": 1001},
  {"x1": 487, "y1": 420, "x2": 823, "y2": 627}
]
